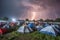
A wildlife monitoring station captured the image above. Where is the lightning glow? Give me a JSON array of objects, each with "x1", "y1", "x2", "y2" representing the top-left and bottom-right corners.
[{"x1": 31, "y1": 12, "x2": 36, "y2": 20}]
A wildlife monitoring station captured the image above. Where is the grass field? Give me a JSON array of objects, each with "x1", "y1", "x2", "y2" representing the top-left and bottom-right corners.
[{"x1": 0, "y1": 31, "x2": 60, "y2": 40}]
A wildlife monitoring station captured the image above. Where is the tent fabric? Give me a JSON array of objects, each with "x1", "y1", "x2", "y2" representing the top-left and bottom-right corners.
[
  {"x1": 52, "y1": 25, "x2": 60, "y2": 34},
  {"x1": 17, "y1": 26, "x2": 25, "y2": 33},
  {"x1": 3, "y1": 24, "x2": 10, "y2": 29},
  {"x1": 43, "y1": 23, "x2": 49, "y2": 27},
  {"x1": 40, "y1": 25, "x2": 60, "y2": 36},
  {"x1": 36, "y1": 26, "x2": 43, "y2": 31},
  {"x1": 0, "y1": 28, "x2": 7, "y2": 34},
  {"x1": 28, "y1": 23, "x2": 35, "y2": 28},
  {"x1": 17, "y1": 26, "x2": 33, "y2": 33},
  {"x1": 28, "y1": 23, "x2": 36, "y2": 31}
]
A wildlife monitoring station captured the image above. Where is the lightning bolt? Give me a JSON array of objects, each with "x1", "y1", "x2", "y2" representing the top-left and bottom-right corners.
[{"x1": 31, "y1": 12, "x2": 36, "y2": 20}]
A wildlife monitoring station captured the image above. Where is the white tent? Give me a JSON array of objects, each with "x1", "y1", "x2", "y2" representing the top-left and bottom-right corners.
[
  {"x1": 40, "y1": 25, "x2": 60, "y2": 36},
  {"x1": 0, "y1": 20, "x2": 8, "y2": 22},
  {"x1": 36, "y1": 26, "x2": 43, "y2": 31},
  {"x1": 3, "y1": 24, "x2": 10, "y2": 29},
  {"x1": 17, "y1": 25, "x2": 33, "y2": 33}
]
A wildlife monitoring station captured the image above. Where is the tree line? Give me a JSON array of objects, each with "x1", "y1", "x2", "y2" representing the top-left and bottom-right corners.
[{"x1": 0, "y1": 17, "x2": 60, "y2": 22}]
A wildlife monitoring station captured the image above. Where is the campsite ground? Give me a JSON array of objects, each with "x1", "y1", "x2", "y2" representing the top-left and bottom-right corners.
[
  {"x1": 0, "y1": 31, "x2": 60, "y2": 40},
  {"x1": 0, "y1": 25, "x2": 60, "y2": 40}
]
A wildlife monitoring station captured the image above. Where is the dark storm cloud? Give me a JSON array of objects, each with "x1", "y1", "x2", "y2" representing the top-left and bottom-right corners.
[
  {"x1": 30, "y1": 0, "x2": 60, "y2": 19},
  {"x1": 0, "y1": 0, "x2": 60, "y2": 19},
  {"x1": 0, "y1": 0, "x2": 15, "y2": 17},
  {"x1": 0, "y1": 0, "x2": 32, "y2": 19}
]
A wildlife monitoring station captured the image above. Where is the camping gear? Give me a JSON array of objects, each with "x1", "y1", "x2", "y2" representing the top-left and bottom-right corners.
[
  {"x1": 43, "y1": 23, "x2": 49, "y2": 27},
  {"x1": 36, "y1": 26, "x2": 43, "y2": 31},
  {"x1": 0, "y1": 28, "x2": 7, "y2": 35},
  {"x1": 17, "y1": 25, "x2": 33, "y2": 33},
  {"x1": 40, "y1": 25, "x2": 60, "y2": 36},
  {"x1": 3, "y1": 24, "x2": 10, "y2": 29},
  {"x1": 52, "y1": 25, "x2": 60, "y2": 34},
  {"x1": 0, "y1": 22, "x2": 5, "y2": 28},
  {"x1": 28, "y1": 23, "x2": 36, "y2": 31},
  {"x1": 28, "y1": 23, "x2": 35, "y2": 28}
]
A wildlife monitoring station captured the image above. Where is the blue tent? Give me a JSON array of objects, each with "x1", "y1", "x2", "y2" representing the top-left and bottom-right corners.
[
  {"x1": 40, "y1": 25, "x2": 60, "y2": 36},
  {"x1": 44, "y1": 23, "x2": 49, "y2": 27},
  {"x1": 28, "y1": 23, "x2": 35, "y2": 28}
]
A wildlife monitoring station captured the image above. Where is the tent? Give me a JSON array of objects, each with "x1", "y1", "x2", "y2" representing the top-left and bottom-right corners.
[
  {"x1": 28, "y1": 23, "x2": 36, "y2": 31},
  {"x1": 52, "y1": 25, "x2": 60, "y2": 34},
  {"x1": 28, "y1": 23, "x2": 35, "y2": 28},
  {"x1": 40, "y1": 25, "x2": 60, "y2": 36},
  {"x1": 17, "y1": 25, "x2": 33, "y2": 33},
  {"x1": 36, "y1": 26, "x2": 43, "y2": 31},
  {"x1": 43, "y1": 23, "x2": 49, "y2": 27},
  {"x1": 0, "y1": 28, "x2": 7, "y2": 35},
  {"x1": 3, "y1": 24, "x2": 10, "y2": 29},
  {"x1": 0, "y1": 20, "x2": 7, "y2": 23}
]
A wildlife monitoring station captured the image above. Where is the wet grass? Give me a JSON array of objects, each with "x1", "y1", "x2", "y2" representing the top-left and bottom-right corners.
[{"x1": 0, "y1": 31, "x2": 60, "y2": 40}]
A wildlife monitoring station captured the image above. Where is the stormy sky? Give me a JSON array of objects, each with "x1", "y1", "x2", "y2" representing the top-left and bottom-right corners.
[{"x1": 0, "y1": 0, "x2": 60, "y2": 20}]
